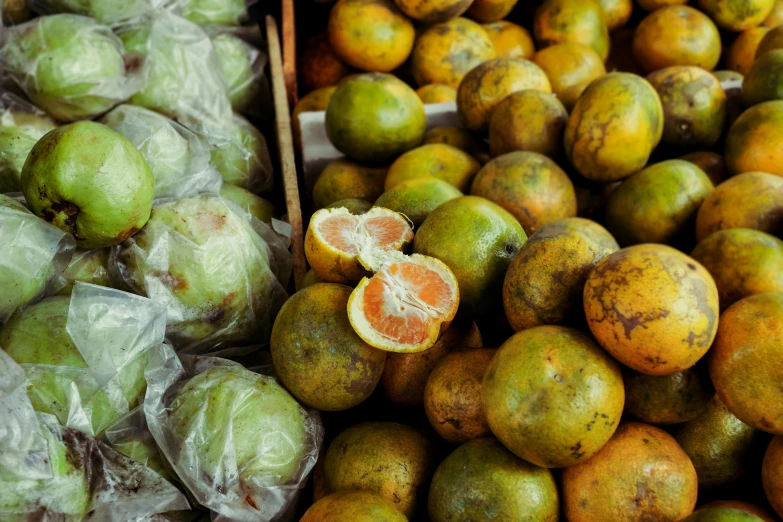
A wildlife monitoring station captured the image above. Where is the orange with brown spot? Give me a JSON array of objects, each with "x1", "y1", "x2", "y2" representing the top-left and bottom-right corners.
[
  {"x1": 299, "y1": 33, "x2": 350, "y2": 89},
  {"x1": 584, "y1": 244, "x2": 720, "y2": 376},
  {"x1": 488, "y1": 90, "x2": 568, "y2": 159},
  {"x1": 533, "y1": 43, "x2": 606, "y2": 111},
  {"x1": 562, "y1": 422, "x2": 699, "y2": 521},
  {"x1": 534, "y1": 0, "x2": 610, "y2": 60}
]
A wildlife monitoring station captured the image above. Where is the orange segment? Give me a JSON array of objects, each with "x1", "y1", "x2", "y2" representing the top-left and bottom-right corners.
[
  {"x1": 317, "y1": 214, "x2": 360, "y2": 254},
  {"x1": 348, "y1": 254, "x2": 459, "y2": 353},
  {"x1": 365, "y1": 215, "x2": 415, "y2": 250}
]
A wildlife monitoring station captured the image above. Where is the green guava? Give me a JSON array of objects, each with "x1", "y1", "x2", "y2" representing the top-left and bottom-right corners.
[
  {"x1": 219, "y1": 184, "x2": 275, "y2": 223},
  {"x1": 182, "y1": 0, "x2": 249, "y2": 25},
  {"x1": 29, "y1": 0, "x2": 165, "y2": 24},
  {"x1": 56, "y1": 248, "x2": 110, "y2": 296},
  {"x1": 0, "y1": 113, "x2": 57, "y2": 193},
  {"x1": 0, "y1": 194, "x2": 74, "y2": 322},
  {"x1": 211, "y1": 114, "x2": 273, "y2": 193},
  {"x1": 117, "y1": 12, "x2": 233, "y2": 145},
  {"x1": 115, "y1": 194, "x2": 285, "y2": 348},
  {"x1": 168, "y1": 366, "x2": 308, "y2": 493},
  {"x1": 0, "y1": 297, "x2": 149, "y2": 436},
  {"x1": 0, "y1": 14, "x2": 137, "y2": 121},
  {"x1": 111, "y1": 439, "x2": 172, "y2": 483},
  {"x1": 211, "y1": 33, "x2": 260, "y2": 113},
  {"x1": 21, "y1": 121, "x2": 154, "y2": 249},
  {"x1": 2, "y1": 0, "x2": 32, "y2": 25}
]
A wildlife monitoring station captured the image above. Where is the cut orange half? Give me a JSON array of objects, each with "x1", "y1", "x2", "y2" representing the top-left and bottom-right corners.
[
  {"x1": 304, "y1": 206, "x2": 414, "y2": 283},
  {"x1": 348, "y1": 254, "x2": 459, "y2": 353}
]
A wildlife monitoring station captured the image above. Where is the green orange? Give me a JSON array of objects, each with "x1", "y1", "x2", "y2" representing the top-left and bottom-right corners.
[
  {"x1": 312, "y1": 158, "x2": 387, "y2": 209},
  {"x1": 623, "y1": 364, "x2": 714, "y2": 425},
  {"x1": 488, "y1": 90, "x2": 568, "y2": 159},
  {"x1": 375, "y1": 177, "x2": 462, "y2": 228},
  {"x1": 384, "y1": 143, "x2": 480, "y2": 192}
]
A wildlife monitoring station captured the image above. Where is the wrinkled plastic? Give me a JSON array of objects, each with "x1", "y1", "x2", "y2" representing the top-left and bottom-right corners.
[
  {"x1": 144, "y1": 350, "x2": 323, "y2": 521},
  {"x1": 116, "y1": 10, "x2": 233, "y2": 147},
  {"x1": 102, "y1": 406, "x2": 173, "y2": 484},
  {"x1": 0, "y1": 91, "x2": 57, "y2": 193},
  {"x1": 0, "y1": 14, "x2": 144, "y2": 122},
  {"x1": 0, "y1": 194, "x2": 75, "y2": 323},
  {"x1": 0, "y1": 282, "x2": 167, "y2": 437},
  {"x1": 0, "y1": 349, "x2": 190, "y2": 521},
  {"x1": 28, "y1": 0, "x2": 179, "y2": 24},
  {"x1": 57, "y1": 248, "x2": 112, "y2": 295},
  {"x1": 181, "y1": 0, "x2": 256, "y2": 26},
  {"x1": 111, "y1": 194, "x2": 290, "y2": 352},
  {"x1": 209, "y1": 30, "x2": 267, "y2": 116},
  {"x1": 101, "y1": 104, "x2": 222, "y2": 199},
  {"x1": 212, "y1": 113, "x2": 274, "y2": 194}
]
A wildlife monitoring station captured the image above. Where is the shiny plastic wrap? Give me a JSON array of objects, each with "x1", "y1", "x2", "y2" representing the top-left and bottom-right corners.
[
  {"x1": 112, "y1": 194, "x2": 290, "y2": 352},
  {"x1": 101, "y1": 105, "x2": 222, "y2": 199},
  {"x1": 0, "y1": 91, "x2": 57, "y2": 193},
  {"x1": 116, "y1": 10, "x2": 234, "y2": 147},
  {"x1": 0, "y1": 193, "x2": 75, "y2": 323},
  {"x1": 212, "y1": 113, "x2": 274, "y2": 194},
  {"x1": 28, "y1": 0, "x2": 178, "y2": 24},
  {"x1": 0, "y1": 282, "x2": 167, "y2": 437},
  {"x1": 181, "y1": 0, "x2": 255, "y2": 26},
  {"x1": 210, "y1": 31, "x2": 267, "y2": 115},
  {"x1": 0, "y1": 349, "x2": 190, "y2": 521},
  {"x1": 144, "y1": 350, "x2": 323, "y2": 521},
  {"x1": 103, "y1": 406, "x2": 173, "y2": 484},
  {"x1": 0, "y1": 14, "x2": 144, "y2": 121},
  {"x1": 57, "y1": 248, "x2": 112, "y2": 295}
]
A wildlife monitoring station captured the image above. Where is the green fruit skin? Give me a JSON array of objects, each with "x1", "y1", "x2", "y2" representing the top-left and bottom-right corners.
[
  {"x1": 168, "y1": 366, "x2": 308, "y2": 490},
  {"x1": 428, "y1": 438, "x2": 559, "y2": 522},
  {"x1": 211, "y1": 114, "x2": 273, "y2": 193},
  {"x1": 624, "y1": 364, "x2": 715, "y2": 425},
  {"x1": 1, "y1": 14, "x2": 128, "y2": 121},
  {"x1": 413, "y1": 196, "x2": 527, "y2": 317},
  {"x1": 182, "y1": 0, "x2": 248, "y2": 25},
  {"x1": 0, "y1": 297, "x2": 148, "y2": 436},
  {"x1": 30, "y1": 0, "x2": 160, "y2": 23},
  {"x1": 325, "y1": 198, "x2": 374, "y2": 214},
  {"x1": 326, "y1": 73, "x2": 427, "y2": 165},
  {"x1": 22, "y1": 121, "x2": 154, "y2": 249},
  {"x1": 111, "y1": 439, "x2": 172, "y2": 483},
  {"x1": 219, "y1": 184, "x2": 275, "y2": 223},
  {"x1": 375, "y1": 178, "x2": 463, "y2": 228},
  {"x1": 0, "y1": 113, "x2": 57, "y2": 192},
  {"x1": 56, "y1": 248, "x2": 111, "y2": 295},
  {"x1": 675, "y1": 397, "x2": 759, "y2": 489},
  {"x1": 742, "y1": 49, "x2": 783, "y2": 107},
  {"x1": 684, "y1": 507, "x2": 765, "y2": 521},
  {"x1": 212, "y1": 33, "x2": 258, "y2": 113}
]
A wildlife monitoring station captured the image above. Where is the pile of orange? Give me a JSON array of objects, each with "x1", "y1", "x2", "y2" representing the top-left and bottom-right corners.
[{"x1": 286, "y1": 0, "x2": 783, "y2": 519}]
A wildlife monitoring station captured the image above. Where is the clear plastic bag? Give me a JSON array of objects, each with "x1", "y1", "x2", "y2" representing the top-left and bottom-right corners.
[
  {"x1": 144, "y1": 349, "x2": 323, "y2": 521},
  {"x1": 28, "y1": 0, "x2": 179, "y2": 24},
  {"x1": 0, "y1": 91, "x2": 57, "y2": 193},
  {"x1": 0, "y1": 14, "x2": 144, "y2": 122},
  {"x1": 0, "y1": 282, "x2": 168, "y2": 437},
  {"x1": 209, "y1": 30, "x2": 267, "y2": 116},
  {"x1": 212, "y1": 113, "x2": 274, "y2": 194},
  {"x1": 115, "y1": 10, "x2": 234, "y2": 147},
  {"x1": 101, "y1": 104, "x2": 223, "y2": 199},
  {"x1": 111, "y1": 194, "x2": 290, "y2": 352},
  {"x1": 57, "y1": 248, "x2": 112, "y2": 295},
  {"x1": 180, "y1": 0, "x2": 256, "y2": 26},
  {"x1": 0, "y1": 349, "x2": 190, "y2": 521},
  {"x1": 0, "y1": 194, "x2": 75, "y2": 323}
]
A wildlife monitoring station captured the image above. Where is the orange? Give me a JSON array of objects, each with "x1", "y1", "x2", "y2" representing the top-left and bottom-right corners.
[
  {"x1": 503, "y1": 217, "x2": 619, "y2": 331},
  {"x1": 488, "y1": 90, "x2": 568, "y2": 159},
  {"x1": 636, "y1": 0, "x2": 687, "y2": 10},
  {"x1": 623, "y1": 364, "x2": 714, "y2": 425},
  {"x1": 727, "y1": 27, "x2": 770, "y2": 75},
  {"x1": 381, "y1": 321, "x2": 482, "y2": 405},
  {"x1": 456, "y1": 57, "x2": 551, "y2": 134},
  {"x1": 681, "y1": 151, "x2": 728, "y2": 185},
  {"x1": 763, "y1": 436, "x2": 783, "y2": 518},
  {"x1": 709, "y1": 292, "x2": 783, "y2": 433},
  {"x1": 647, "y1": 66, "x2": 727, "y2": 148},
  {"x1": 691, "y1": 228, "x2": 783, "y2": 309},
  {"x1": 312, "y1": 158, "x2": 386, "y2": 209},
  {"x1": 726, "y1": 101, "x2": 783, "y2": 176},
  {"x1": 292, "y1": 86, "x2": 336, "y2": 150},
  {"x1": 695, "y1": 172, "x2": 783, "y2": 242},
  {"x1": 270, "y1": 283, "x2": 386, "y2": 411},
  {"x1": 764, "y1": 0, "x2": 783, "y2": 25},
  {"x1": 482, "y1": 21, "x2": 536, "y2": 59},
  {"x1": 534, "y1": 0, "x2": 610, "y2": 60},
  {"x1": 328, "y1": 0, "x2": 415, "y2": 72},
  {"x1": 756, "y1": 25, "x2": 783, "y2": 57},
  {"x1": 301, "y1": 491, "x2": 407, "y2": 522},
  {"x1": 394, "y1": 0, "x2": 472, "y2": 22},
  {"x1": 304, "y1": 206, "x2": 413, "y2": 283},
  {"x1": 471, "y1": 151, "x2": 577, "y2": 235},
  {"x1": 742, "y1": 49, "x2": 783, "y2": 107},
  {"x1": 415, "y1": 84, "x2": 457, "y2": 104},
  {"x1": 324, "y1": 422, "x2": 433, "y2": 518},
  {"x1": 562, "y1": 422, "x2": 699, "y2": 521},
  {"x1": 483, "y1": 325, "x2": 624, "y2": 467},
  {"x1": 605, "y1": 159, "x2": 714, "y2": 246},
  {"x1": 564, "y1": 73, "x2": 664, "y2": 182},
  {"x1": 299, "y1": 32, "x2": 350, "y2": 89},
  {"x1": 597, "y1": 0, "x2": 633, "y2": 30},
  {"x1": 375, "y1": 177, "x2": 463, "y2": 228},
  {"x1": 698, "y1": 0, "x2": 775, "y2": 32},
  {"x1": 467, "y1": 0, "x2": 519, "y2": 22},
  {"x1": 326, "y1": 198, "x2": 374, "y2": 214},
  {"x1": 584, "y1": 244, "x2": 720, "y2": 376},
  {"x1": 684, "y1": 508, "x2": 767, "y2": 521},
  {"x1": 533, "y1": 43, "x2": 606, "y2": 111},
  {"x1": 348, "y1": 254, "x2": 460, "y2": 353},
  {"x1": 384, "y1": 143, "x2": 481, "y2": 192},
  {"x1": 423, "y1": 348, "x2": 495, "y2": 443},
  {"x1": 633, "y1": 6, "x2": 721, "y2": 73},
  {"x1": 700, "y1": 502, "x2": 777, "y2": 522},
  {"x1": 411, "y1": 17, "x2": 496, "y2": 89},
  {"x1": 423, "y1": 126, "x2": 489, "y2": 161}
]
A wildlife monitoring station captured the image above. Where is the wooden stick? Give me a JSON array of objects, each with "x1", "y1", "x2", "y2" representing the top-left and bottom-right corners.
[
  {"x1": 281, "y1": 0, "x2": 298, "y2": 107},
  {"x1": 266, "y1": 15, "x2": 307, "y2": 291}
]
